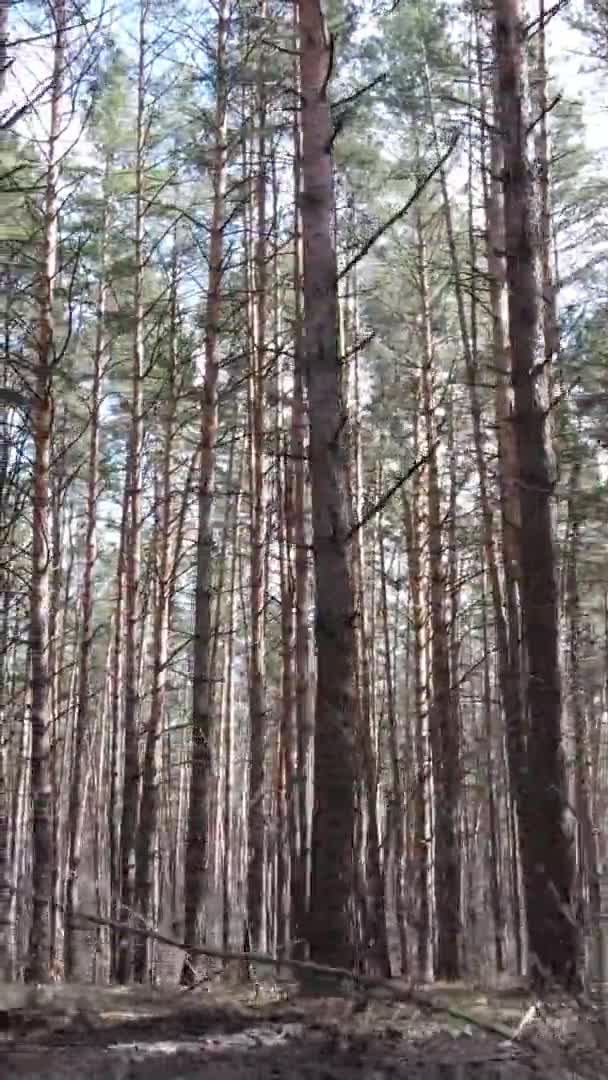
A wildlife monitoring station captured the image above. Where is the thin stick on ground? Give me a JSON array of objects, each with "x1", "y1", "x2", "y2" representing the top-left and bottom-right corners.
[{"x1": 74, "y1": 908, "x2": 517, "y2": 1041}]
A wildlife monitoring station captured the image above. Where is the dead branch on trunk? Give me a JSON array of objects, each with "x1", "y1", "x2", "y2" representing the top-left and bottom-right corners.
[{"x1": 337, "y1": 132, "x2": 461, "y2": 283}]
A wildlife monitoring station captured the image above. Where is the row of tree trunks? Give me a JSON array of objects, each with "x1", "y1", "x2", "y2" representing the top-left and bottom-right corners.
[{"x1": 12, "y1": 0, "x2": 582, "y2": 993}]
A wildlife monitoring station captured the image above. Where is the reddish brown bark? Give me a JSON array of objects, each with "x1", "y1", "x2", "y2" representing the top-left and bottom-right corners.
[
  {"x1": 298, "y1": 0, "x2": 357, "y2": 969},
  {"x1": 493, "y1": 0, "x2": 579, "y2": 987}
]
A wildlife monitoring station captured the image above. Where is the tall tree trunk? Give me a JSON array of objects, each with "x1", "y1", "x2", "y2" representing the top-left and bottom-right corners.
[
  {"x1": 221, "y1": 458, "x2": 241, "y2": 956},
  {"x1": 25, "y1": 0, "x2": 65, "y2": 985},
  {"x1": 181, "y1": 0, "x2": 229, "y2": 985},
  {"x1": 481, "y1": 559, "x2": 506, "y2": 973},
  {"x1": 476, "y1": 13, "x2": 525, "y2": 973},
  {"x1": 64, "y1": 177, "x2": 108, "y2": 981},
  {"x1": 344, "y1": 269, "x2": 389, "y2": 978},
  {"x1": 117, "y1": 2, "x2": 147, "y2": 983},
  {"x1": 530, "y1": 0, "x2": 559, "y2": 370},
  {"x1": 134, "y1": 238, "x2": 179, "y2": 982},
  {"x1": 415, "y1": 210, "x2": 460, "y2": 981},
  {"x1": 109, "y1": 484, "x2": 128, "y2": 977},
  {"x1": 566, "y1": 464, "x2": 603, "y2": 989},
  {"x1": 380, "y1": 523, "x2": 407, "y2": 975},
  {"x1": 402, "y1": 403, "x2": 431, "y2": 982},
  {"x1": 246, "y1": 37, "x2": 268, "y2": 951},
  {"x1": 298, "y1": 0, "x2": 357, "y2": 968},
  {"x1": 493, "y1": 0, "x2": 579, "y2": 988},
  {"x1": 290, "y1": 20, "x2": 312, "y2": 956}
]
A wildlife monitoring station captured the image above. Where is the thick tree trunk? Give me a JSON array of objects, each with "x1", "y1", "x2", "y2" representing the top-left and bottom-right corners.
[
  {"x1": 493, "y1": 0, "x2": 579, "y2": 988},
  {"x1": 298, "y1": 0, "x2": 357, "y2": 969},
  {"x1": 476, "y1": 17, "x2": 525, "y2": 972}
]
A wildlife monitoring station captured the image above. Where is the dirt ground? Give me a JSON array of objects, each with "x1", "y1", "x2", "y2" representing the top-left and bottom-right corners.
[{"x1": 1, "y1": 978, "x2": 607, "y2": 1078}]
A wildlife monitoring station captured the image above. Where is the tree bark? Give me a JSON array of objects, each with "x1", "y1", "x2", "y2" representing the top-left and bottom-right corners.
[
  {"x1": 134, "y1": 236, "x2": 180, "y2": 983},
  {"x1": 246, "y1": 35, "x2": 269, "y2": 951},
  {"x1": 25, "y1": 0, "x2": 65, "y2": 985},
  {"x1": 380, "y1": 523, "x2": 407, "y2": 975},
  {"x1": 181, "y1": 0, "x2": 229, "y2": 985},
  {"x1": 117, "y1": 1, "x2": 148, "y2": 982},
  {"x1": 298, "y1": 0, "x2": 357, "y2": 969},
  {"x1": 290, "y1": 23, "x2": 312, "y2": 956},
  {"x1": 493, "y1": 0, "x2": 580, "y2": 988},
  {"x1": 415, "y1": 209, "x2": 460, "y2": 981},
  {"x1": 64, "y1": 172, "x2": 108, "y2": 981}
]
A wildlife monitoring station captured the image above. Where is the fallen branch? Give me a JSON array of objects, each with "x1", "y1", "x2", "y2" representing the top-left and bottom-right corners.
[{"x1": 74, "y1": 908, "x2": 516, "y2": 1041}]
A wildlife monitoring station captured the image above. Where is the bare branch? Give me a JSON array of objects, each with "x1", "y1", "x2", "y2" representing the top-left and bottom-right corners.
[
  {"x1": 337, "y1": 132, "x2": 461, "y2": 282},
  {"x1": 346, "y1": 439, "x2": 441, "y2": 542}
]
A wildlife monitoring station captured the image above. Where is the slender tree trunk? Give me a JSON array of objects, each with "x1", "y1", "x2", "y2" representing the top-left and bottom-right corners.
[
  {"x1": 246, "y1": 39, "x2": 268, "y2": 951},
  {"x1": 117, "y1": 2, "x2": 147, "y2": 983},
  {"x1": 64, "y1": 178, "x2": 108, "y2": 980},
  {"x1": 134, "y1": 239, "x2": 179, "y2": 983},
  {"x1": 181, "y1": 0, "x2": 229, "y2": 985},
  {"x1": 402, "y1": 430, "x2": 431, "y2": 982},
  {"x1": 290, "y1": 21, "x2": 312, "y2": 956},
  {"x1": 221, "y1": 459, "x2": 241, "y2": 956},
  {"x1": 380, "y1": 523, "x2": 407, "y2": 975},
  {"x1": 25, "y1": 0, "x2": 65, "y2": 984},
  {"x1": 298, "y1": 0, "x2": 357, "y2": 968},
  {"x1": 0, "y1": 586, "x2": 10, "y2": 978},
  {"x1": 415, "y1": 211, "x2": 460, "y2": 981},
  {"x1": 481, "y1": 560, "x2": 506, "y2": 973},
  {"x1": 344, "y1": 271, "x2": 389, "y2": 978},
  {"x1": 109, "y1": 484, "x2": 128, "y2": 977},
  {"x1": 493, "y1": 0, "x2": 579, "y2": 987},
  {"x1": 566, "y1": 464, "x2": 603, "y2": 988}
]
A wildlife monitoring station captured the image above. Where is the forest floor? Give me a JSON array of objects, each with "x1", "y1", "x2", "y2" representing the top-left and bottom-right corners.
[{"x1": 2, "y1": 974, "x2": 608, "y2": 1078}]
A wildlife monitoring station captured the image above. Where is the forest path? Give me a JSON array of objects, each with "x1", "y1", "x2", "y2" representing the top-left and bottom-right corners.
[{"x1": 1, "y1": 980, "x2": 605, "y2": 1078}]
